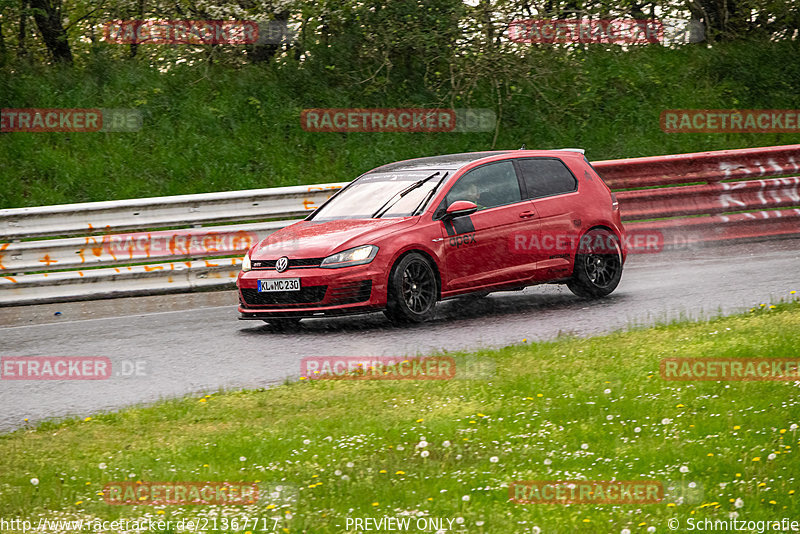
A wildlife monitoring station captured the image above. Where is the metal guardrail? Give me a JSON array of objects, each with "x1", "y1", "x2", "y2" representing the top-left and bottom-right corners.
[
  {"x1": 0, "y1": 183, "x2": 343, "y2": 239},
  {"x1": 2, "y1": 145, "x2": 800, "y2": 306}
]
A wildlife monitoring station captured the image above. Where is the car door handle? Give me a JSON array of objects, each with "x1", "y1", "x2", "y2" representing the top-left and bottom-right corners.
[{"x1": 519, "y1": 211, "x2": 535, "y2": 218}]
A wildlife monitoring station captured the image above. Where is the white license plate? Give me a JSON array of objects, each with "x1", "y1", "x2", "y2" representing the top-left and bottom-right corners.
[{"x1": 258, "y1": 278, "x2": 300, "y2": 292}]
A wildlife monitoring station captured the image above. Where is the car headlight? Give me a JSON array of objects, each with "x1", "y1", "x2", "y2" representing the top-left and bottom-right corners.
[
  {"x1": 320, "y1": 245, "x2": 379, "y2": 268},
  {"x1": 241, "y1": 252, "x2": 252, "y2": 272}
]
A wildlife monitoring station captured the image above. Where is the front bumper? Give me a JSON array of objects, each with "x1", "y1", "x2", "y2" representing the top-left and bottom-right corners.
[{"x1": 236, "y1": 265, "x2": 388, "y2": 319}]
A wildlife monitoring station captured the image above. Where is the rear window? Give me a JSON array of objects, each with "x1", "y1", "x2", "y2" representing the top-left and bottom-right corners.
[{"x1": 516, "y1": 158, "x2": 578, "y2": 199}]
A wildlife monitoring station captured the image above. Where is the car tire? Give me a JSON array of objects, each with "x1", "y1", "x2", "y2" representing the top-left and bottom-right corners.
[
  {"x1": 384, "y1": 253, "x2": 438, "y2": 323},
  {"x1": 567, "y1": 228, "x2": 623, "y2": 298}
]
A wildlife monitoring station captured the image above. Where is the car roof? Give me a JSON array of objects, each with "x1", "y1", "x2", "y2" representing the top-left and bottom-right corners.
[
  {"x1": 369, "y1": 151, "x2": 511, "y2": 173},
  {"x1": 367, "y1": 149, "x2": 585, "y2": 173}
]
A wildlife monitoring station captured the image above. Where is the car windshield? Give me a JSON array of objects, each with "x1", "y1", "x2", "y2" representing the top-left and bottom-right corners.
[{"x1": 309, "y1": 171, "x2": 447, "y2": 220}]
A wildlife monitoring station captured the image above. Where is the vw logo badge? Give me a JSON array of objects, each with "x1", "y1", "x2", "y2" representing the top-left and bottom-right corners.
[{"x1": 275, "y1": 256, "x2": 289, "y2": 273}]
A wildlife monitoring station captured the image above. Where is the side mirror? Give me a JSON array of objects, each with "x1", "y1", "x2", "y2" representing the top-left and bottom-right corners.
[{"x1": 443, "y1": 200, "x2": 478, "y2": 219}]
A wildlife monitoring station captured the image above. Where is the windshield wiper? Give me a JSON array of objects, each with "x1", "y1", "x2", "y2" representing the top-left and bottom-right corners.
[
  {"x1": 372, "y1": 171, "x2": 441, "y2": 219},
  {"x1": 412, "y1": 171, "x2": 449, "y2": 216}
]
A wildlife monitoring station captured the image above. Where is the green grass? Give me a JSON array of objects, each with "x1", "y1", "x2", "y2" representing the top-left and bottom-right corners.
[
  {"x1": 2, "y1": 40, "x2": 800, "y2": 209},
  {"x1": 1, "y1": 295, "x2": 799, "y2": 533}
]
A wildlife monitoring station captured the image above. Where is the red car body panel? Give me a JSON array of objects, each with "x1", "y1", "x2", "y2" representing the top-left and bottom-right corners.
[{"x1": 237, "y1": 150, "x2": 626, "y2": 319}]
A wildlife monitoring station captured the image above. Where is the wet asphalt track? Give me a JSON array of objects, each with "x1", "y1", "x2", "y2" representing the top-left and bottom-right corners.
[{"x1": 1, "y1": 238, "x2": 798, "y2": 433}]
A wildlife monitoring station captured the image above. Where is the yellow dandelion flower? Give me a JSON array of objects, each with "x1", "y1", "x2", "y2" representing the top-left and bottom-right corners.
[
  {"x1": 769, "y1": 500, "x2": 777, "y2": 504},
  {"x1": 157, "y1": 511, "x2": 165, "y2": 515},
  {"x1": 266, "y1": 504, "x2": 276, "y2": 510},
  {"x1": 85, "y1": 481, "x2": 91, "y2": 485},
  {"x1": 396, "y1": 471, "x2": 405, "y2": 475},
  {"x1": 638, "y1": 523, "x2": 646, "y2": 527},
  {"x1": 707, "y1": 453, "x2": 714, "y2": 456},
  {"x1": 736, "y1": 473, "x2": 741, "y2": 477},
  {"x1": 372, "y1": 502, "x2": 379, "y2": 507},
  {"x1": 667, "y1": 503, "x2": 676, "y2": 507},
  {"x1": 758, "y1": 483, "x2": 766, "y2": 487},
  {"x1": 676, "y1": 404, "x2": 685, "y2": 408},
  {"x1": 789, "y1": 490, "x2": 795, "y2": 495},
  {"x1": 428, "y1": 497, "x2": 433, "y2": 501},
  {"x1": 537, "y1": 393, "x2": 543, "y2": 397},
  {"x1": 752, "y1": 457, "x2": 761, "y2": 462},
  {"x1": 379, "y1": 470, "x2": 387, "y2": 474},
  {"x1": 416, "y1": 418, "x2": 424, "y2": 423},
  {"x1": 791, "y1": 290, "x2": 796, "y2": 294},
  {"x1": 84, "y1": 417, "x2": 91, "y2": 422},
  {"x1": 299, "y1": 376, "x2": 308, "y2": 380},
  {"x1": 96, "y1": 491, "x2": 103, "y2": 496},
  {"x1": 199, "y1": 398, "x2": 207, "y2": 403},
  {"x1": 582, "y1": 519, "x2": 590, "y2": 523},
  {"x1": 525, "y1": 397, "x2": 533, "y2": 400},
  {"x1": 780, "y1": 429, "x2": 787, "y2": 434},
  {"x1": 469, "y1": 420, "x2": 477, "y2": 424},
  {"x1": 75, "y1": 501, "x2": 82, "y2": 505},
  {"x1": 733, "y1": 425, "x2": 741, "y2": 430},
  {"x1": 769, "y1": 305, "x2": 776, "y2": 309},
  {"x1": 203, "y1": 464, "x2": 209, "y2": 467}
]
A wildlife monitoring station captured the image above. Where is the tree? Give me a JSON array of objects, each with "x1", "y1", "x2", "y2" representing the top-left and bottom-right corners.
[{"x1": 29, "y1": 0, "x2": 72, "y2": 62}]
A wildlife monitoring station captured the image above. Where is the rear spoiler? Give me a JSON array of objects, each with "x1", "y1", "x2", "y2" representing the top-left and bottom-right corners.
[{"x1": 554, "y1": 148, "x2": 585, "y2": 154}]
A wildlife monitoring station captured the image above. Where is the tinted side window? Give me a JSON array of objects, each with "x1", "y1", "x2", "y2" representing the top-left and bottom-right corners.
[
  {"x1": 517, "y1": 158, "x2": 578, "y2": 199},
  {"x1": 443, "y1": 161, "x2": 521, "y2": 211}
]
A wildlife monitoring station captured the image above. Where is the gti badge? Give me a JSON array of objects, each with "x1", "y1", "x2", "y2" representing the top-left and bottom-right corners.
[{"x1": 275, "y1": 256, "x2": 289, "y2": 273}]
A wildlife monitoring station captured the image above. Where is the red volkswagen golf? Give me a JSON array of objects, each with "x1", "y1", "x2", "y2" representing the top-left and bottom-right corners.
[{"x1": 237, "y1": 149, "x2": 626, "y2": 326}]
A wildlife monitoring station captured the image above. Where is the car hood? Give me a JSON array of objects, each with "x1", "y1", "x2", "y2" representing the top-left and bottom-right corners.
[{"x1": 251, "y1": 217, "x2": 417, "y2": 259}]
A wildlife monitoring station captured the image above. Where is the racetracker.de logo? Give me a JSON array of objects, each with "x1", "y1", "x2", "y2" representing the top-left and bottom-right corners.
[
  {"x1": 1, "y1": 357, "x2": 111, "y2": 380},
  {"x1": 301, "y1": 356, "x2": 456, "y2": 380},
  {"x1": 103, "y1": 20, "x2": 259, "y2": 45},
  {"x1": 660, "y1": 358, "x2": 800, "y2": 381},
  {"x1": 509, "y1": 480, "x2": 663, "y2": 504},
  {"x1": 300, "y1": 108, "x2": 496, "y2": 133},
  {"x1": 509, "y1": 230, "x2": 663, "y2": 255},
  {"x1": 0, "y1": 108, "x2": 141, "y2": 132},
  {"x1": 661, "y1": 109, "x2": 800, "y2": 133},
  {"x1": 103, "y1": 482, "x2": 258, "y2": 505},
  {"x1": 508, "y1": 19, "x2": 663, "y2": 44},
  {"x1": 302, "y1": 108, "x2": 454, "y2": 133}
]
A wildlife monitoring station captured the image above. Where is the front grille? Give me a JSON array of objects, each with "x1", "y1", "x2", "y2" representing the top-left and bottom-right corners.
[
  {"x1": 251, "y1": 258, "x2": 324, "y2": 270},
  {"x1": 327, "y1": 280, "x2": 372, "y2": 305},
  {"x1": 241, "y1": 286, "x2": 327, "y2": 306}
]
